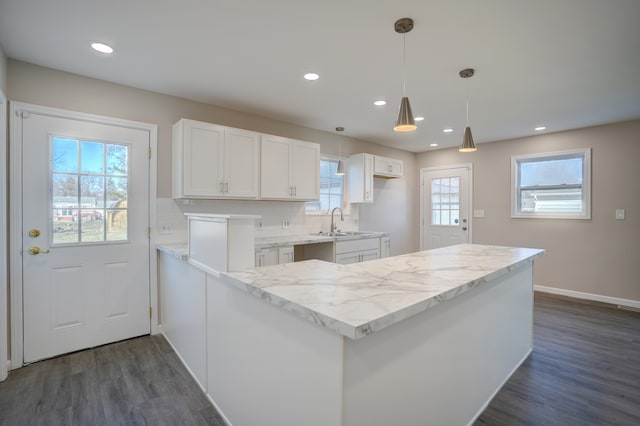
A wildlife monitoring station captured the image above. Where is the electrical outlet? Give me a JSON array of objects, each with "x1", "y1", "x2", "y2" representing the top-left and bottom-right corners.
[
  {"x1": 615, "y1": 209, "x2": 625, "y2": 220},
  {"x1": 159, "y1": 223, "x2": 173, "y2": 235}
]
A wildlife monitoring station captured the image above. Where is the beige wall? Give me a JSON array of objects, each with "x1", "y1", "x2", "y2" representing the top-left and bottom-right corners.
[
  {"x1": 7, "y1": 60, "x2": 419, "y2": 255},
  {"x1": 417, "y1": 120, "x2": 640, "y2": 302}
]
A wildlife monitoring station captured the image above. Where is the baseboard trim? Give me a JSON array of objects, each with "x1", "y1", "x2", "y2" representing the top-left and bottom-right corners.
[
  {"x1": 534, "y1": 285, "x2": 640, "y2": 309},
  {"x1": 467, "y1": 348, "x2": 533, "y2": 426}
]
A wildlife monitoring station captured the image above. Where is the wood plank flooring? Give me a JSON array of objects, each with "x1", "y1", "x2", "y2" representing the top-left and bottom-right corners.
[
  {"x1": 0, "y1": 335, "x2": 225, "y2": 426},
  {"x1": 476, "y1": 292, "x2": 640, "y2": 426},
  {"x1": 1, "y1": 292, "x2": 638, "y2": 426}
]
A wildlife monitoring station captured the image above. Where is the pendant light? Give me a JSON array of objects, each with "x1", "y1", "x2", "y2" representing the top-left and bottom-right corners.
[
  {"x1": 459, "y1": 68, "x2": 477, "y2": 152},
  {"x1": 335, "y1": 127, "x2": 345, "y2": 175},
  {"x1": 393, "y1": 18, "x2": 417, "y2": 132}
]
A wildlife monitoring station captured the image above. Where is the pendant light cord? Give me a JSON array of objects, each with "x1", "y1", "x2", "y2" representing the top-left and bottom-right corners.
[
  {"x1": 402, "y1": 34, "x2": 407, "y2": 96},
  {"x1": 465, "y1": 78, "x2": 470, "y2": 126}
]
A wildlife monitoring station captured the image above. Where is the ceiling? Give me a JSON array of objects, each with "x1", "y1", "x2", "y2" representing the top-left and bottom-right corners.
[{"x1": 1, "y1": 0, "x2": 639, "y2": 153}]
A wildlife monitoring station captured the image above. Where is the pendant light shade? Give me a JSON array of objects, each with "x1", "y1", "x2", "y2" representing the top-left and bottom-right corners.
[
  {"x1": 459, "y1": 126, "x2": 476, "y2": 152},
  {"x1": 335, "y1": 126, "x2": 345, "y2": 175},
  {"x1": 459, "y1": 68, "x2": 477, "y2": 152},
  {"x1": 393, "y1": 18, "x2": 417, "y2": 133},
  {"x1": 394, "y1": 96, "x2": 417, "y2": 132}
]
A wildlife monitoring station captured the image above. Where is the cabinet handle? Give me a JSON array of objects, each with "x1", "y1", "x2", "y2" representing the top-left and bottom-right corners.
[
  {"x1": 293, "y1": 185, "x2": 297, "y2": 197},
  {"x1": 219, "y1": 182, "x2": 224, "y2": 193},
  {"x1": 225, "y1": 181, "x2": 229, "y2": 193}
]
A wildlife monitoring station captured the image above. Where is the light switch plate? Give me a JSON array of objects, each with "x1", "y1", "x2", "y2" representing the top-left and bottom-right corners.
[
  {"x1": 615, "y1": 209, "x2": 625, "y2": 220},
  {"x1": 473, "y1": 210, "x2": 485, "y2": 218}
]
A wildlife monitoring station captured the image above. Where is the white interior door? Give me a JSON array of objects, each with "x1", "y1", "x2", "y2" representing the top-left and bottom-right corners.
[
  {"x1": 421, "y1": 166, "x2": 472, "y2": 250},
  {"x1": 21, "y1": 111, "x2": 151, "y2": 363}
]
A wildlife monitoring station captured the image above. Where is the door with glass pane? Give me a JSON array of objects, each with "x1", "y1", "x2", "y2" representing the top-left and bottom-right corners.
[
  {"x1": 420, "y1": 166, "x2": 471, "y2": 250},
  {"x1": 21, "y1": 112, "x2": 150, "y2": 363}
]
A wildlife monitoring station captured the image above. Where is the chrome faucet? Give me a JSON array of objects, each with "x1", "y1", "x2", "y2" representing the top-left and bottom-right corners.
[{"x1": 330, "y1": 207, "x2": 344, "y2": 235}]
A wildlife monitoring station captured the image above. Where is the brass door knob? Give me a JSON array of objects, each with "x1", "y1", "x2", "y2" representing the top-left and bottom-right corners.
[
  {"x1": 28, "y1": 246, "x2": 50, "y2": 255},
  {"x1": 28, "y1": 229, "x2": 41, "y2": 238}
]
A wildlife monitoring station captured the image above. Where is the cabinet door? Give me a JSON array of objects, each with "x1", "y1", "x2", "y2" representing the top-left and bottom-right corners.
[
  {"x1": 178, "y1": 120, "x2": 225, "y2": 197},
  {"x1": 348, "y1": 154, "x2": 374, "y2": 204},
  {"x1": 380, "y1": 237, "x2": 390, "y2": 258},
  {"x1": 256, "y1": 248, "x2": 279, "y2": 267},
  {"x1": 261, "y1": 135, "x2": 293, "y2": 199},
  {"x1": 335, "y1": 252, "x2": 361, "y2": 265},
  {"x1": 292, "y1": 141, "x2": 320, "y2": 200},
  {"x1": 360, "y1": 249, "x2": 380, "y2": 262},
  {"x1": 363, "y1": 154, "x2": 374, "y2": 202},
  {"x1": 278, "y1": 246, "x2": 294, "y2": 264},
  {"x1": 225, "y1": 128, "x2": 260, "y2": 198}
]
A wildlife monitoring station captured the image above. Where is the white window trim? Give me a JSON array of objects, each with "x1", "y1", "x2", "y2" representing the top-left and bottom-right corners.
[
  {"x1": 305, "y1": 154, "x2": 350, "y2": 215},
  {"x1": 511, "y1": 148, "x2": 591, "y2": 219}
]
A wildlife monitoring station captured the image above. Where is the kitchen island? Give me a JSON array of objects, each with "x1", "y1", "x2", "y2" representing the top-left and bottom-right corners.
[{"x1": 158, "y1": 243, "x2": 543, "y2": 426}]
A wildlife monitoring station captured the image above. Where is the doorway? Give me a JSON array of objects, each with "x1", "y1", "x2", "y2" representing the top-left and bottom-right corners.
[
  {"x1": 420, "y1": 165, "x2": 473, "y2": 250},
  {"x1": 10, "y1": 103, "x2": 157, "y2": 365}
]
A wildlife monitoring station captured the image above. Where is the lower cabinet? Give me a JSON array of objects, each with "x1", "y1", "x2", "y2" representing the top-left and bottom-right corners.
[
  {"x1": 380, "y1": 236, "x2": 390, "y2": 258},
  {"x1": 335, "y1": 238, "x2": 380, "y2": 265},
  {"x1": 256, "y1": 245, "x2": 295, "y2": 267}
]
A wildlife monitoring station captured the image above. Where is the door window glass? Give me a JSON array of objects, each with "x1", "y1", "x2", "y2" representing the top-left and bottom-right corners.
[
  {"x1": 51, "y1": 136, "x2": 129, "y2": 245},
  {"x1": 431, "y1": 177, "x2": 460, "y2": 226}
]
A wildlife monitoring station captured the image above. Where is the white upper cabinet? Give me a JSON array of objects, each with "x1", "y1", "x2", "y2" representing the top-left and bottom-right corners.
[
  {"x1": 348, "y1": 153, "x2": 374, "y2": 203},
  {"x1": 261, "y1": 135, "x2": 320, "y2": 201},
  {"x1": 373, "y1": 155, "x2": 403, "y2": 178},
  {"x1": 173, "y1": 119, "x2": 259, "y2": 199}
]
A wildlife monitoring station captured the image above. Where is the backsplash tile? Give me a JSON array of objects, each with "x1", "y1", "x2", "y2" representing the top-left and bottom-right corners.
[{"x1": 155, "y1": 198, "x2": 359, "y2": 243}]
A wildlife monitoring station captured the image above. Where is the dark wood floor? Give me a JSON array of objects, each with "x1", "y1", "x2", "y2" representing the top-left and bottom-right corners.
[
  {"x1": 0, "y1": 334, "x2": 225, "y2": 426},
  {"x1": 476, "y1": 292, "x2": 640, "y2": 426},
  {"x1": 1, "y1": 292, "x2": 639, "y2": 426}
]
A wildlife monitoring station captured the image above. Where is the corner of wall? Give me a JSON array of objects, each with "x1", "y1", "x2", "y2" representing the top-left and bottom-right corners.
[{"x1": 0, "y1": 43, "x2": 7, "y2": 94}]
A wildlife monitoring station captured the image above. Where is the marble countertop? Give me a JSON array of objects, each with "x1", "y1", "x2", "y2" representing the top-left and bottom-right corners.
[
  {"x1": 157, "y1": 243, "x2": 189, "y2": 261},
  {"x1": 255, "y1": 231, "x2": 388, "y2": 249},
  {"x1": 222, "y1": 244, "x2": 544, "y2": 340}
]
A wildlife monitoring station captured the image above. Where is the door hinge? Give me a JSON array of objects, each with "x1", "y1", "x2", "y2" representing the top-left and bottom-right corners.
[
  {"x1": 148, "y1": 147, "x2": 152, "y2": 159},
  {"x1": 147, "y1": 227, "x2": 151, "y2": 238},
  {"x1": 149, "y1": 307, "x2": 153, "y2": 318}
]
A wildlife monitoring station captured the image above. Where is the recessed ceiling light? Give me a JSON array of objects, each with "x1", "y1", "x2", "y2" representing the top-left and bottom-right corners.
[
  {"x1": 443, "y1": 128, "x2": 454, "y2": 133},
  {"x1": 374, "y1": 100, "x2": 387, "y2": 106},
  {"x1": 534, "y1": 126, "x2": 547, "y2": 131},
  {"x1": 91, "y1": 42, "x2": 114, "y2": 54},
  {"x1": 429, "y1": 143, "x2": 438, "y2": 147},
  {"x1": 414, "y1": 116, "x2": 425, "y2": 122},
  {"x1": 304, "y1": 73, "x2": 320, "y2": 81}
]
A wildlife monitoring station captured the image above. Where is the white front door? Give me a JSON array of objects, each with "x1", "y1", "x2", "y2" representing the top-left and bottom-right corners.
[
  {"x1": 21, "y1": 111, "x2": 151, "y2": 363},
  {"x1": 420, "y1": 165, "x2": 472, "y2": 250}
]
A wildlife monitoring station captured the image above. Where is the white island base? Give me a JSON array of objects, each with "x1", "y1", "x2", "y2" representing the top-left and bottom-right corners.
[{"x1": 206, "y1": 263, "x2": 533, "y2": 426}]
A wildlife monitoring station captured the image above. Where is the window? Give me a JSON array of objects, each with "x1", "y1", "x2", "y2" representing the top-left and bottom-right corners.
[
  {"x1": 431, "y1": 176, "x2": 460, "y2": 226},
  {"x1": 51, "y1": 136, "x2": 130, "y2": 244},
  {"x1": 306, "y1": 158, "x2": 344, "y2": 213},
  {"x1": 511, "y1": 148, "x2": 591, "y2": 219}
]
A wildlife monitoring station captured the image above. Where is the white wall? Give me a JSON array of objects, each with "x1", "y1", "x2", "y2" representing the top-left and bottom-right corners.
[{"x1": 417, "y1": 120, "x2": 640, "y2": 303}]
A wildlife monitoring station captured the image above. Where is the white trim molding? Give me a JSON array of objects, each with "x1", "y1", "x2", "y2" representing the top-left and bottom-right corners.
[
  {"x1": 535, "y1": 285, "x2": 640, "y2": 310},
  {"x1": 0, "y1": 90, "x2": 7, "y2": 381},
  {"x1": 9, "y1": 102, "x2": 158, "y2": 368}
]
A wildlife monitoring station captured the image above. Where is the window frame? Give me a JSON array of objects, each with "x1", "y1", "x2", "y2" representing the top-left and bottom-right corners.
[
  {"x1": 511, "y1": 148, "x2": 591, "y2": 220},
  {"x1": 305, "y1": 155, "x2": 348, "y2": 215}
]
